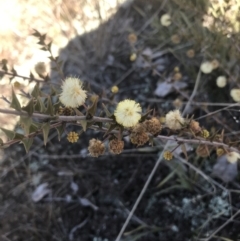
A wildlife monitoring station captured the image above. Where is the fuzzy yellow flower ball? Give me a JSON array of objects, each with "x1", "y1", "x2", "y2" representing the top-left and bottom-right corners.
[
  {"x1": 160, "y1": 14, "x2": 171, "y2": 27},
  {"x1": 165, "y1": 109, "x2": 184, "y2": 130},
  {"x1": 59, "y1": 77, "x2": 87, "y2": 108},
  {"x1": 111, "y1": 85, "x2": 119, "y2": 93},
  {"x1": 200, "y1": 61, "x2": 213, "y2": 74},
  {"x1": 67, "y1": 131, "x2": 79, "y2": 143},
  {"x1": 226, "y1": 152, "x2": 240, "y2": 163},
  {"x1": 216, "y1": 76, "x2": 227, "y2": 88},
  {"x1": 163, "y1": 151, "x2": 173, "y2": 161},
  {"x1": 114, "y1": 99, "x2": 142, "y2": 127},
  {"x1": 230, "y1": 88, "x2": 240, "y2": 102}
]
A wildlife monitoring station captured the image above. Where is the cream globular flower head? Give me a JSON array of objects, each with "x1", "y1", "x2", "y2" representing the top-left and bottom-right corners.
[
  {"x1": 160, "y1": 14, "x2": 171, "y2": 27},
  {"x1": 230, "y1": 88, "x2": 240, "y2": 102},
  {"x1": 216, "y1": 76, "x2": 227, "y2": 88},
  {"x1": 226, "y1": 152, "x2": 240, "y2": 163},
  {"x1": 59, "y1": 77, "x2": 87, "y2": 108},
  {"x1": 114, "y1": 99, "x2": 142, "y2": 127},
  {"x1": 200, "y1": 61, "x2": 213, "y2": 74},
  {"x1": 165, "y1": 109, "x2": 185, "y2": 130}
]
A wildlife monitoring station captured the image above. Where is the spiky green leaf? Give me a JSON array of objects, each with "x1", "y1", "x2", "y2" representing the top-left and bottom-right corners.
[
  {"x1": 1, "y1": 128, "x2": 15, "y2": 140},
  {"x1": 42, "y1": 122, "x2": 50, "y2": 146},
  {"x1": 22, "y1": 98, "x2": 34, "y2": 116},
  {"x1": 31, "y1": 83, "x2": 40, "y2": 98},
  {"x1": 45, "y1": 97, "x2": 54, "y2": 116},
  {"x1": 102, "y1": 103, "x2": 112, "y2": 117},
  {"x1": 87, "y1": 95, "x2": 99, "y2": 117},
  {"x1": 22, "y1": 138, "x2": 33, "y2": 153},
  {"x1": 55, "y1": 124, "x2": 65, "y2": 141},
  {"x1": 20, "y1": 116, "x2": 32, "y2": 135},
  {"x1": 10, "y1": 88, "x2": 21, "y2": 111}
]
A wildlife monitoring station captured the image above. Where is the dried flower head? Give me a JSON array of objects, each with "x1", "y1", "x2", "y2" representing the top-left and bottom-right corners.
[
  {"x1": 114, "y1": 99, "x2": 142, "y2": 127},
  {"x1": 173, "y1": 72, "x2": 182, "y2": 81},
  {"x1": 201, "y1": 129, "x2": 210, "y2": 138},
  {"x1": 189, "y1": 120, "x2": 201, "y2": 134},
  {"x1": 160, "y1": 13, "x2": 171, "y2": 26},
  {"x1": 35, "y1": 62, "x2": 46, "y2": 76},
  {"x1": 165, "y1": 109, "x2": 185, "y2": 130},
  {"x1": 226, "y1": 152, "x2": 240, "y2": 163},
  {"x1": 171, "y1": 34, "x2": 181, "y2": 44},
  {"x1": 111, "y1": 85, "x2": 119, "y2": 93},
  {"x1": 211, "y1": 59, "x2": 219, "y2": 69},
  {"x1": 174, "y1": 66, "x2": 180, "y2": 72},
  {"x1": 200, "y1": 61, "x2": 213, "y2": 74},
  {"x1": 186, "y1": 49, "x2": 195, "y2": 58},
  {"x1": 164, "y1": 151, "x2": 173, "y2": 161},
  {"x1": 144, "y1": 117, "x2": 162, "y2": 135},
  {"x1": 216, "y1": 148, "x2": 225, "y2": 157},
  {"x1": 196, "y1": 144, "x2": 209, "y2": 157},
  {"x1": 173, "y1": 98, "x2": 183, "y2": 109},
  {"x1": 130, "y1": 53, "x2": 137, "y2": 61},
  {"x1": 58, "y1": 106, "x2": 74, "y2": 116},
  {"x1": 67, "y1": 132, "x2": 79, "y2": 143},
  {"x1": 88, "y1": 139, "x2": 105, "y2": 157},
  {"x1": 59, "y1": 77, "x2": 87, "y2": 108},
  {"x1": 13, "y1": 81, "x2": 22, "y2": 89},
  {"x1": 128, "y1": 33, "x2": 137, "y2": 44},
  {"x1": 216, "y1": 76, "x2": 227, "y2": 88},
  {"x1": 109, "y1": 139, "x2": 124, "y2": 154},
  {"x1": 230, "y1": 88, "x2": 240, "y2": 102},
  {"x1": 130, "y1": 124, "x2": 149, "y2": 146}
]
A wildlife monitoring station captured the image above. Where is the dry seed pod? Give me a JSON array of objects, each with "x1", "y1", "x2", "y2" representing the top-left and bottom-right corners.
[
  {"x1": 196, "y1": 144, "x2": 209, "y2": 157},
  {"x1": 144, "y1": 117, "x2": 162, "y2": 135},
  {"x1": 109, "y1": 139, "x2": 124, "y2": 154},
  {"x1": 189, "y1": 120, "x2": 201, "y2": 134},
  {"x1": 88, "y1": 139, "x2": 105, "y2": 157},
  {"x1": 130, "y1": 124, "x2": 149, "y2": 146}
]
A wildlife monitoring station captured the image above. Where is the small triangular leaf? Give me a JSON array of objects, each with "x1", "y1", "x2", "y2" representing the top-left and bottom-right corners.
[
  {"x1": 181, "y1": 144, "x2": 188, "y2": 161},
  {"x1": 74, "y1": 108, "x2": 84, "y2": 116},
  {"x1": 79, "y1": 120, "x2": 87, "y2": 131},
  {"x1": 42, "y1": 122, "x2": 50, "y2": 146},
  {"x1": 10, "y1": 88, "x2": 21, "y2": 111},
  {"x1": 87, "y1": 95, "x2": 99, "y2": 117},
  {"x1": 140, "y1": 109, "x2": 153, "y2": 122},
  {"x1": 104, "y1": 123, "x2": 118, "y2": 137},
  {"x1": 1, "y1": 128, "x2": 15, "y2": 140},
  {"x1": 34, "y1": 97, "x2": 46, "y2": 112},
  {"x1": 22, "y1": 98, "x2": 34, "y2": 116},
  {"x1": 29, "y1": 72, "x2": 35, "y2": 81},
  {"x1": 31, "y1": 83, "x2": 40, "y2": 98},
  {"x1": 22, "y1": 138, "x2": 33, "y2": 153},
  {"x1": 45, "y1": 97, "x2": 54, "y2": 116},
  {"x1": 53, "y1": 102, "x2": 62, "y2": 113},
  {"x1": 29, "y1": 123, "x2": 39, "y2": 133},
  {"x1": 14, "y1": 132, "x2": 25, "y2": 140},
  {"x1": 20, "y1": 116, "x2": 33, "y2": 135},
  {"x1": 32, "y1": 29, "x2": 41, "y2": 37},
  {"x1": 102, "y1": 103, "x2": 112, "y2": 117},
  {"x1": 55, "y1": 124, "x2": 65, "y2": 141}
]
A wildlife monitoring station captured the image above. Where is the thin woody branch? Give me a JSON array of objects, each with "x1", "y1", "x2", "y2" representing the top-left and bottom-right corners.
[{"x1": 0, "y1": 108, "x2": 113, "y2": 122}]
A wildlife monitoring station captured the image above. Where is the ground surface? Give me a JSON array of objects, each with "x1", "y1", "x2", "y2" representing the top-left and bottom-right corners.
[{"x1": 1, "y1": 0, "x2": 240, "y2": 241}]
